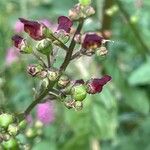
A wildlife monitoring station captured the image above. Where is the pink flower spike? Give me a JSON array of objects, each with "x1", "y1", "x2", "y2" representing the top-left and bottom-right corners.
[{"x1": 36, "y1": 101, "x2": 55, "y2": 125}]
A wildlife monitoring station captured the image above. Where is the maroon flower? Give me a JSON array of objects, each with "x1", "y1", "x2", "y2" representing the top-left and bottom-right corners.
[
  {"x1": 86, "y1": 75, "x2": 111, "y2": 94},
  {"x1": 12, "y1": 35, "x2": 26, "y2": 49},
  {"x1": 82, "y1": 34, "x2": 104, "y2": 49},
  {"x1": 19, "y1": 18, "x2": 46, "y2": 40},
  {"x1": 57, "y1": 16, "x2": 73, "y2": 33}
]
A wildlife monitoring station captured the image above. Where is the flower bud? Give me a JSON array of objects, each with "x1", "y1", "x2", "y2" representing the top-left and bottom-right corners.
[
  {"x1": 58, "y1": 75, "x2": 70, "y2": 88},
  {"x1": 0, "y1": 113, "x2": 14, "y2": 129},
  {"x1": 27, "y1": 64, "x2": 43, "y2": 77},
  {"x1": 64, "y1": 100, "x2": 76, "y2": 109},
  {"x1": 2, "y1": 138, "x2": 19, "y2": 150},
  {"x1": 41, "y1": 78, "x2": 49, "y2": 88},
  {"x1": 79, "y1": 0, "x2": 91, "y2": 6},
  {"x1": 8, "y1": 124, "x2": 19, "y2": 136},
  {"x1": 12, "y1": 35, "x2": 32, "y2": 54},
  {"x1": 71, "y1": 84, "x2": 87, "y2": 101},
  {"x1": 25, "y1": 128, "x2": 37, "y2": 138},
  {"x1": 19, "y1": 120, "x2": 27, "y2": 130},
  {"x1": 47, "y1": 69, "x2": 59, "y2": 81},
  {"x1": 36, "y1": 38, "x2": 52, "y2": 55},
  {"x1": 34, "y1": 120, "x2": 43, "y2": 128},
  {"x1": 74, "y1": 101, "x2": 83, "y2": 111}
]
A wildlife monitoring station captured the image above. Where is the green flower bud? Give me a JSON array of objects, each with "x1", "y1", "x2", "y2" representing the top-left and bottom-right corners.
[
  {"x1": 47, "y1": 69, "x2": 59, "y2": 81},
  {"x1": 74, "y1": 101, "x2": 83, "y2": 111},
  {"x1": 18, "y1": 120, "x2": 27, "y2": 130},
  {"x1": 34, "y1": 120, "x2": 43, "y2": 128},
  {"x1": 58, "y1": 75, "x2": 70, "y2": 88},
  {"x1": 71, "y1": 84, "x2": 87, "y2": 101},
  {"x1": 0, "y1": 113, "x2": 14, "y2": 129},
  {"x1": 2, "y1": 138, "x2": 19, "y2": 150},
  {"x1": 96, "y1": 46, "x2": 108, "y2": 56},
  {"x1": 36, "y1": 38, "x2": 52, "y2": 55},
  {"x1": 25, "y1": 128, "x2": 37, "y2": 138},
  {"x1": 8, "y1": 124, "x2": 19, "y2": 136},
  {"x1": 79, "y1": 0, "x2": 91, "y2": 6}
]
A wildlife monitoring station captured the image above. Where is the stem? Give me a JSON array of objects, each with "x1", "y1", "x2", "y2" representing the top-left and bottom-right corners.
[
  {"x1": 50, "y1": 34, "x2": 69, "y2": 51},
  {"x1": 47, "y1": 55, "x2": 51, "y2": 68},
  {"x1": 115, "y1": 0, "x2": 149, "y2": 56},
  {"x1": 60, "y1": 19, "x2": 84, "y2": 71},
  {"x1": 23, "y1": 20, "x2": 84, "y2": 117},
  {"x1": 71, "y1": 51, "x2": 82, "y2": 60}
]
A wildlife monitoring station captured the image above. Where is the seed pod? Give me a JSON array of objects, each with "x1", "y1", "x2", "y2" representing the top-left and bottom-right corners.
[
  {"x1": 71, "y1": 84, "x2": 87, "y2": 101},
  {"x1": 79, "y1": 0, "x2": 91, "y2": 6},
  {"x1": 0, "y1": 113, "x2": 14, "y2": 129},
  {"x1": 2, "y1": 138, "x2": 19, "y2": 150}
]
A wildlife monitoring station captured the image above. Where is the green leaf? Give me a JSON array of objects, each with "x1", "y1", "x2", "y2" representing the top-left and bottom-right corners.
[
  {"x1": 124, "y1": 89, "x2": 149, "y2": 115},
  {"x1": 128, "y1": 62, "x2": 150, "y2": 85}
]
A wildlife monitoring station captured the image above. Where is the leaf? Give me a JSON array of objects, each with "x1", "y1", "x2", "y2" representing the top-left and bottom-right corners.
[
  {"x1": 124, "y1": 89, "x2": 149, "y2": 115},
  {"x1": 128, "y1": 62, "x2": 150, "y2": 85}
]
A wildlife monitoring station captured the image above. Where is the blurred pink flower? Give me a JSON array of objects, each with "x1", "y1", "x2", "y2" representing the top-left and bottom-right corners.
[
  {"x1": 26, "y1": 115, "x2": 33, "y2": 125},
  {"x1": 36, "y1": 101, "x2": 55, "y2": 125},
  {"x1": 5, "y1": 47, "x2": 19, "y2": 66},
  {"x1": 14, "y1": 20, "x2": 24, "y2": 33},
  {"x1": 40, "y1": 19, "x2": 58, "y2": 31}
]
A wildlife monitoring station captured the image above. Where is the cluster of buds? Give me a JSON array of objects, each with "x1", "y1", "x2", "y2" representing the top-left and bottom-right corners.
[
  {"x1": 0, "y1": 113, "x2": 28, "y2": 149},
  {"x1": 10, "y1": 0, "x2": 112, "y2": 117}
]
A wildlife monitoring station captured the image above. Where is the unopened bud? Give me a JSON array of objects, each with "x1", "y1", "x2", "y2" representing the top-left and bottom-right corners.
[
  {"x1": 34, "y1": 120, "x2": 43, "y2": 128},
  {"x1": 64, "y1": 100, "x2": 76, "y2": 109},
  {"x1": 25, "y1": 128, "x2": 37, "y2": 138},
  {"x1": 58, "y1": 75, "x2": 70, "y2": 88},
  {"x1": 0, "y1": 113, "x2": 14, "y2": 129},
  {"x1": 36, "y1": 38, "x2": 52, "y2": 55},
  {"x1": 47, "y1": 69, "x2": 59, "y2": 81},
  {"x1": 27, "y1": 64, "x2": 43, "y2": 77},
  {"x1": 8, "y1": 124, "x2": 19, "y2": 136},
  {"x1": 19, "y1": 120, "x2": 27, "y2": 130},
  {"x1": 74, "y1": 101, "x2": 83, "y2": 111}
]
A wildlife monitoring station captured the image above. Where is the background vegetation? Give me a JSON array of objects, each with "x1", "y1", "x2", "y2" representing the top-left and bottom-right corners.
[{"x1": 0, "y1": 0, "x2": 150, "y2": 149}]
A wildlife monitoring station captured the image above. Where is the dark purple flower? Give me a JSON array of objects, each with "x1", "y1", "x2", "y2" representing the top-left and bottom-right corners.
[
  {"x1": 86, "y1": 75, "x2": 111, "y2": 94},
  {"x1": 82, "y1": 34, "x2": 104, "y2": 49},
  {"x1": 19, "y1": 18, "x2": 46, "y2": 40},
  {"x1": 57, "y1": 16, "x2": 73, "y2": 33},
  {"x1": 12, "y1": 35, "x2": 25, "y2": 49}
]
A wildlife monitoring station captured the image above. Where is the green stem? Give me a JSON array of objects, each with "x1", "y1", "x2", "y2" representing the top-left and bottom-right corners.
[
  {"x1": 60, "y1": 19, "x2": 84, "y2": 71},
  {"x1": 23, "y1": 20, "x2": 84, "y2": 117},
  {"x1": 47, "y1": 55, "x2": 51, "y2": 68}
]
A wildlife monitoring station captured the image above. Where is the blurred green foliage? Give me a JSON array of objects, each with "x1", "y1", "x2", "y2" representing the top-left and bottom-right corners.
[{"x1": 0, "y1": 0, "x2": 150, "y2": 149}]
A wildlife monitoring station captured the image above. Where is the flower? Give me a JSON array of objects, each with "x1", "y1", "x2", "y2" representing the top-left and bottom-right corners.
[
  {"x1": 14, "y1": 20, "x2": 24, "y2": 33},
  {"x1": 40, "y1": 19, "x2": 57, "y2": 30},
  {"x1": 36, "y1": 101, "x2": 55, "y2": 125},
  {"x1": 12, "y1": 35, "x2": 26, "y2": 49},
  {"x1": 19, "y1": 18, "x2": 46, "y2": 40},
  {"x1": 82, "y1": 33, "x2": 104, "y2": 49},
  {"x1": 86, "y1": 75, "x2": 111, "y2": 94},
  {"x1": 57, "y1": 16, "x2": 73, "y2": 33},
  {"x1": 5, "y1": 47, "x2": 19, "y2": 66}
]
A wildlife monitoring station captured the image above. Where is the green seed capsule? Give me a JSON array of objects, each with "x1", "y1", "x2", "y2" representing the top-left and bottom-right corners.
[
  {"x1": 71, "y1": 84, "x2": 87, "y2": 101},
  {"x1": 79, "y1": 0, "x2": 91, "y2": 6},
  {"x1": 0, "y1": 113, "x2": 14, "y2": 129},
  {"x1": 2, "y1": 138, "x2": 19, "y2": 150}
]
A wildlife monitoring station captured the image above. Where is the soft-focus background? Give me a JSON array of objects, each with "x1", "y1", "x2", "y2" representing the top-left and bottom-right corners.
[{"x1": 0, "y1": 0, "x2": 150, "y2": 149}]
